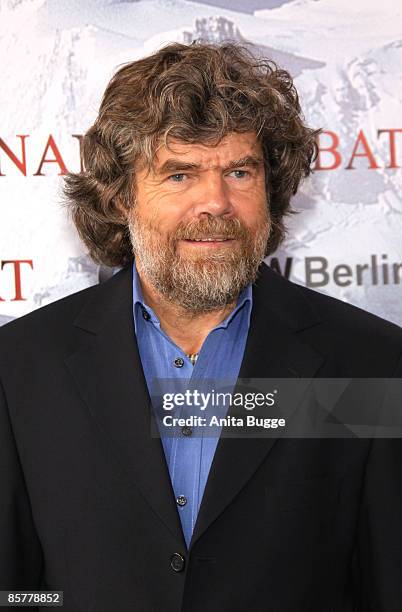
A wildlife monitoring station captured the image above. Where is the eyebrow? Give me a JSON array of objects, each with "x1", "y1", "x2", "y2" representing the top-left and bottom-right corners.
[{"x1": 156, "y1": 155, "x2": 264, "y2": 175}]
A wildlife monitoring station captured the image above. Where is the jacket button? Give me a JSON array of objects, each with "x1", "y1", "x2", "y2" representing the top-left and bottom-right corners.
[
  {"x1": 170, "y1": 552, "x2": 185, "y2": 572},
  {"x1": 174, "y1": 357, "x2": 184, "y2": 368}
]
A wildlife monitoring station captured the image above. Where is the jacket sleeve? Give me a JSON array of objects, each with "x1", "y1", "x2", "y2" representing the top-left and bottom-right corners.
[
  {"x1": 355, "y1": 353, "x2": 402, "y2": 611},
  {"x1": 0, "y1": 375, "x2": 43, "y2": 595}
]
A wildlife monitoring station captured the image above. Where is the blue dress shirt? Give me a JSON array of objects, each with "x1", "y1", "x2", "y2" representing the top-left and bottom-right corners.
[{"x1": 132, "y1": 261, "x2": 252, "y2": 548}]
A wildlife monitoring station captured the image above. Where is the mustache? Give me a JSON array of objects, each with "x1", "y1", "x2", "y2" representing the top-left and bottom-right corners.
[{"x1": 172, "y1": 217, "x2": 248, "y2": 241}]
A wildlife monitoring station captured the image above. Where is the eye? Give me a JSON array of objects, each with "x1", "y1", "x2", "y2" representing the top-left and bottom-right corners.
[
  {"x1": 229, "y1": 170, "x2": 249, "y2": 179},
  {"x1": 168, "y1": 173, "x2": 187, "y2": 182}
]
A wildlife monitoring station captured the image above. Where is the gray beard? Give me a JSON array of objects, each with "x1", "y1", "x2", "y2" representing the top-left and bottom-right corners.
[{"x1": 128, "y1": 213, "x2": 270, "y2": 314}]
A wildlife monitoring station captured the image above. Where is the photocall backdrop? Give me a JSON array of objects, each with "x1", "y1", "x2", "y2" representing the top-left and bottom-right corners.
[{"x1": 1, "y1": 0, "x2": 401, "y2": 327}]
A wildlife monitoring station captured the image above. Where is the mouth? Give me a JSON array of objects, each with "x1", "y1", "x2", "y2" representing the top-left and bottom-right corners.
[{"x1": 181, "y1": 237, "x2": 236, "y2": 245}]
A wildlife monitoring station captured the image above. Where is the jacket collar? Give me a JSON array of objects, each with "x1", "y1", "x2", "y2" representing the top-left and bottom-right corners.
[{"x1": 73, "y1": 262, "x2": 324, "y2": 339}]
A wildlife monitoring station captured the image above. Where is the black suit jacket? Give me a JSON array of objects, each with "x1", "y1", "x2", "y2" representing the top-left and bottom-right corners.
[{"x1": 0, "y1": 263, "x2": 401, "y2": 612}]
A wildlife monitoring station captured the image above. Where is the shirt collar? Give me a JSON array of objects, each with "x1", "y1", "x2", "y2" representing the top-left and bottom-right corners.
[{"x1": 132, "y1": 259, "x2": 252, "y2": 334}]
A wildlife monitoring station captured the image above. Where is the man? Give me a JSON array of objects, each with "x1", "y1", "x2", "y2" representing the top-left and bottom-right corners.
[{"x1": 0, "y1": 42, "x2": 401, "y2": 612}]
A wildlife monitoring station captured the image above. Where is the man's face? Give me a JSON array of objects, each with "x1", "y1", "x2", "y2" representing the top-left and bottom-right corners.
[{"x1": 128, "y1": 131, "x2": 270, "y2": 313}]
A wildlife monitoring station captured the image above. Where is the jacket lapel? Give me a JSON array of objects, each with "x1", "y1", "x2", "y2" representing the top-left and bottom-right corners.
[
  {"x1": 189, "y1": 264, "x2": 327, "y2": 549},
  {"x1": 64, "y1": 265, "x2": 186, "y2": 549}
]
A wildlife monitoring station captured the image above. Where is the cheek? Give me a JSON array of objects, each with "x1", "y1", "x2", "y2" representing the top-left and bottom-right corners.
[
  {"x1": 134, "y1": 194, "x2": 179, "y2": 232},
  {"x1": 152, "y1": 200, "x2": 198, "y2": 233},
  {"x1": 234, "y1": 196, "x2": 269, "y2": 226}
]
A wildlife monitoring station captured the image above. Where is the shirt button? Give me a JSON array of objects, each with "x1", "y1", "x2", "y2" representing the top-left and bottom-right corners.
[
  {"x1": 176, "y1": 495, "x2": 187, "y2": 507},
  {"x1": 142, "y1": 309, "x2": 150, "y2": 321},
  {"x1": 174, "y1": 357, "x2": 184, "y2": 368},
  {"x1": 182, "y1": 426, "x2": 192, "y2": 437},
  {"x1": 170, "y1": 552, "x2": 185, "y2": 572}
]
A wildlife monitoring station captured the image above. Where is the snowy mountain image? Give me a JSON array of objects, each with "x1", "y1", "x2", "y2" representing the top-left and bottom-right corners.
[
  {"x1": 0, "y1": 0, "x2": 401, "y2": 326},
  {"x1": 182, "y1": 15, "x2": 325, "y2": 77}
]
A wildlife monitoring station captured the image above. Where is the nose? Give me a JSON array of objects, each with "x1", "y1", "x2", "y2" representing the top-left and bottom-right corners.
[{"x1": 192, "y1": 173, "x2": 234, "y2": 218}]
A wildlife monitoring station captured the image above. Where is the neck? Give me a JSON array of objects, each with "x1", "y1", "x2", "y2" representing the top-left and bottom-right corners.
[{"x1": 136, "y1": 265, "x2": 238, "y2": 355}]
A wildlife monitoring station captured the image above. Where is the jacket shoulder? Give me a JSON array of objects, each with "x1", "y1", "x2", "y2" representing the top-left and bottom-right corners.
[
  {"x1": 294, "y1": 279, "x2": 401, "y2": 339},
  {"x1": 0, "y1": 281, "x2": 101, "y2": 343},
  {"x1": 258, "y1": 265, "x2": 402, "y2": 368},
  {"x1": 282, "y1": 274, "x2": 402, "y2": 372}
]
